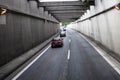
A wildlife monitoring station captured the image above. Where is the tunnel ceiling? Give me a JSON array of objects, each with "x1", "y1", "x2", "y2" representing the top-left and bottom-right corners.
[{"x1": 39, "y1": 1, "x2": 89, "y2": 22}]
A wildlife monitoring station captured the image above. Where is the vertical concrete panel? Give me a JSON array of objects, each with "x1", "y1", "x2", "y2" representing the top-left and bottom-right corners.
[
  {"x1": 103, "y1": 0, "x2": 119, "y2": 9},
  {"x1": 86, "y1": 10, "x2": 91, "y2": 37},
  {"x1": 39, "y1": 7, "x2": 44, "y2": 18},
  {"x1": 89, "y1": 6, "x2": 94, "y2": 38},
  {"x1": 38, "y1": 19, "x2": 44, "y2": 43},
  {"x1": 97, "y1": 14, "x2": 108, "y2": 46},
  {"x1": 50, "y1": 22, "x2": 53, "y2": 36},
  {"x1": 30, "y1": 18, "x2": 38, "y2": 47},
  {"x1": 12, "y1": 14, "x2": 24, "y2": 55},
  {"x1": 94, "y1": 16, "x2": 102, "y2": 42},
  {"x1": 29, "y1": 1, "x2": 39, "y2": 16},
  {"x1": 12, "y1": 0, "x2": 21, "y2": 10},
  {"x1": 91, "y1": 18, "x2": 98, "y2": 41},
  {"x1": 21, "y1": 16, "x2": 32, "y2": 51},
  {"x1": 89, "y1": 6, "x2": 100, "y2": 41},
  {"x1": 47, "y1": 21, "x2": 50, "y2": 38},
  {"x1": 0, "y1": 0, "x2": 13, "y2": 9},
  {"x1": 20, "y1": 0, "x2": 30, "y2": 14},
  {"x1": 104, "y1": 13, "x2": 114, "y2": 51},
  {"x1": 0, "y1": 13, "x2": 15, "y2": 66},
  {"x1": 41, "y1": 20, "x2": 45, "y2": 41},
  {"x1": 44, "y1": 20, "x2": 48, "y2": 40},
  {"x1": 106, "y1": 9, "x2": 120, "y2": 55},
  {"x1": 51, "y1": 23, "x2": 53, "y2": 35},
  {"x1": 95, "y1": 0, "x2": 104, "y2": 13}
]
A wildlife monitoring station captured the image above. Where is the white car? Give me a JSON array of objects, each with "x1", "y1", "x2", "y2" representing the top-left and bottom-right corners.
[{"x1": 60, "y1": 31, "x2": 66, "y2": 37}]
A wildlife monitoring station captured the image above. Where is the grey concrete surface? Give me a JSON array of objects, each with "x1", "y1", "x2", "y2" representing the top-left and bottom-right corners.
[
  {"x1": 69, "y1": 0, "x2": 120, "y2": 62},
  {"x1": 6, "y1": 29, "x2": 120, "y2": 80},
  {"x1": 39, "y1": 1, "x2": 85, "y2": 7},
  {"x1": 0, "y1": 0, "x2": 58, "y2": 22},
  {"x1": 0, "y1": 0, "x2": 60, "y2": 68},
  {"x1": 39, "y1": 1, "x2": 88, "y2": 22},
  {"x1": 0, "y1": 33, "x2": 59, "y2": 80},
  {"x1": 50, "y1": 10, "x2": 85, "y2": 13}
]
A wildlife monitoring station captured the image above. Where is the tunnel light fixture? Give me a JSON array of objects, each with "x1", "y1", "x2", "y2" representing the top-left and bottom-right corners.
[
  {"x1": 115, "y1": 3, "x2": 120, "y2": 10},
  {"x1": 0, "y1": 8, "x2": 7, "y2": 15}
]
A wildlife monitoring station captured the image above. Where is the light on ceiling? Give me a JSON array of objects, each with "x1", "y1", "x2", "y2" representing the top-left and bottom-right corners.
[
  {"x1": 0, "y1": 8, "x2": 7, "y2": 15},
  {"x1": 115, "y1": 3, "x2": 120, "y2": 10}
]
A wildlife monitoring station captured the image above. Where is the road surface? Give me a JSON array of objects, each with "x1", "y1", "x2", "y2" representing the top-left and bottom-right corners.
[{"x1": 10, "y1": 29, "x2": 120, "y2": 80}]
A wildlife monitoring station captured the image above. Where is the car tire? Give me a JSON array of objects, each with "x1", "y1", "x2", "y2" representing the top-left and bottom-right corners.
[
  {"x1": 61, "y1": 44, "x2": 63, "y2": 47},
  {"x1": 51, "y1": 45, "x2": 53, "y2": 48},
  {"x1": 51, "y1": 44, "x2": 55, "y2": 48}
]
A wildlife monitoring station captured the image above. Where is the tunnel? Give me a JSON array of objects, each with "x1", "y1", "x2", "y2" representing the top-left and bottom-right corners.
[{"x1": 0, "y1": 0, "x2": 120, "y2": 80}]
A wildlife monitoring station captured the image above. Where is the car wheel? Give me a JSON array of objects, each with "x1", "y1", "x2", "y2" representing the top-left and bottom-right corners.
[
  {"x1": 51, "y1": 44, "x2": 55, "y2": 48},
  {"x1": 61, "y1": 44, "x2": 63, "y2": 47},
  {"x1": 51, "y1": 45, "x2": 54, "y2": 48}
]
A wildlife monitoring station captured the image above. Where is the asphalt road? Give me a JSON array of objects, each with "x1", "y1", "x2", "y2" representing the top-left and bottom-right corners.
[{"x1": 11, "y1": 29, "x2": 120, "y2": 80}]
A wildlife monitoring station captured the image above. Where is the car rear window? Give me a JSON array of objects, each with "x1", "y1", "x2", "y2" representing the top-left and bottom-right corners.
[{"x1": 52, "y1": 38, "x2": 61, "y2": 41}]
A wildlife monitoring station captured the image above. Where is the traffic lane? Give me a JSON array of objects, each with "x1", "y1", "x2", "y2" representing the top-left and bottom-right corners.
[
  {"x1": 67, "y1": 29, "x2": 120, "y2": 80},
  {"x1": 15, "y1": 36, "x2": 70, "y2": 80}
]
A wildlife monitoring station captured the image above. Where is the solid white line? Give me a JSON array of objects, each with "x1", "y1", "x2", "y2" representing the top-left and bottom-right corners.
[
  {"x1": 93, "y1": 46, "x2": 120, "y2": 75},
  {"x1": 12, "y1": 45, "x2": 51, "y2": 80},
  {"x1": 79, "y1": 33, "x2": 120, "y2": 75},
  {"x1": 68, "y1": 50, "x2": 70, "y2": 60}
]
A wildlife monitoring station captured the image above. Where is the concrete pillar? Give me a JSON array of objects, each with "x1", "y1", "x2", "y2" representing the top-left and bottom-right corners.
[
  {"x1": 20, "y1": 0, "x2": 30, "y2": 14},
  {"x1": 89, "y1": 6, "x2": 95, "y2": 39},
  {"x1": 45, "y1": 11, "x2": 49, "y2": 19},
  {"x1": 29, "y1": 0, "x2": 39, "y2": 16},
  {"x1": 38, "y1": 7, "x2": 44, "y2": 18}
]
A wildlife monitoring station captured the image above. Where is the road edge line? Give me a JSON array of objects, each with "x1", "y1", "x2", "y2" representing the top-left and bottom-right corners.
[
  {"x1": 78, "y1": 33, "x2": 120, "y2": 75},
  {"x1": 12, "y1": 45, "x2": 50, "y2": 80}
]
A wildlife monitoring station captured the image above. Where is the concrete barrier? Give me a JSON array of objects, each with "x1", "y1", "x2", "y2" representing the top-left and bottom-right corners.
[
  {"x1": 68, "y1": 0, "x2": 120, "y2": 61},
  {"x1": 0, "y1": 0, "x2": 59, "y2": 67}
]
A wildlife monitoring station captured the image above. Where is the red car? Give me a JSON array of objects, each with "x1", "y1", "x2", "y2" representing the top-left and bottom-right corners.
[{"x1": 51, "y1": 37, "x2": 63, "y2": 48}]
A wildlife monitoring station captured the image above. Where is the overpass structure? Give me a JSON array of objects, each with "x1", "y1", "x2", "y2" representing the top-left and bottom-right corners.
[
  {"x1": 38, "y1": 1, "x2": 88, "y2": 22},
  {"x1": 0, "y1": 0, "x2": 120, "y2": 80}
]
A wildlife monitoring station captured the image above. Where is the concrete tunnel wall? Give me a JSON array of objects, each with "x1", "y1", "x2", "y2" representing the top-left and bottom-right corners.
[
  {"x1": 0, "y1": 0, "x2": 59, "y2": 67},
  {"x1": 68, "y1": 0, "x2": 120, "y2": 58}
]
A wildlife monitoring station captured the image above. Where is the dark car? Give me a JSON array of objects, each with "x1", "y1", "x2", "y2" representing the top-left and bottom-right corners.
[
  {"x1": 51, "y1": 37, "x2": 63, "y2": 48},
  {"x1": 60, "y1": 31, "x2": 66, "y2": 37},
  {"x1": 63, "y1": 28, "x2": 66, "y2": 31}
]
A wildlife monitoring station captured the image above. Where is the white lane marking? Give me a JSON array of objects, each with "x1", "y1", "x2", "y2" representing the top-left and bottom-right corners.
[
  {"x1": 12, "y1": 45, "x2": 51, "y2": 80},
  {"x1": 79, "y1": 33, "x2": 120, "y2": 75},
  {"x1": 67, "y1": 50, "x2": 71, "y2": 60},
  {"x1": 93, "y1": 46, "x2": 120, "y2": 75},
  {"x1": 69, "y1": 39, "x2": 71, "y2": 43}
]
